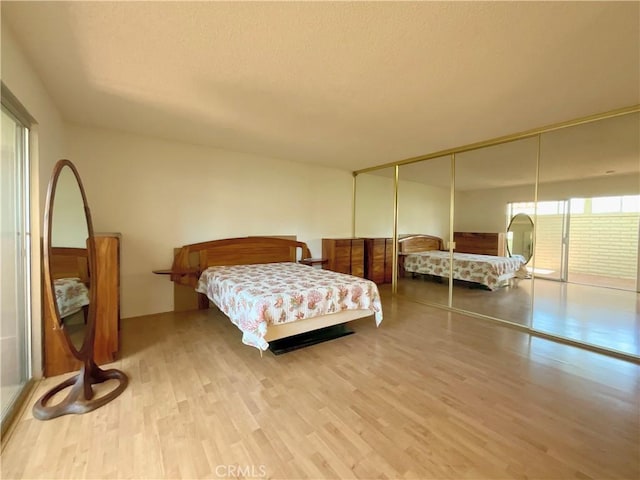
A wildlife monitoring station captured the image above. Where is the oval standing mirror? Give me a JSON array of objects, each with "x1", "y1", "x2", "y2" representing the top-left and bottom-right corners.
[
  {"x1": 50, "y1": 165, "x2": 91, "y2": 352},
  {"x1": 507, "y1": 213, "x2": 534, "y2": 263},
  {"x1": 33, "y1": 159, "x2": 128, "y2": 420}
]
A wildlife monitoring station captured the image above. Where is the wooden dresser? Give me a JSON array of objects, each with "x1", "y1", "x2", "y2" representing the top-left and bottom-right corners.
[
  {"x1": 454, "y1": 232, "x2": 506, "y2": 256},
  {"x1": 322, "y1": 238, "x2": 364, "y2": 277},
  {"x1": 363, "y1": 238, "x2": 393, "y2": 284},
  {"x1": 43, "y1": 233, "x2": 121, "y2": 376}
]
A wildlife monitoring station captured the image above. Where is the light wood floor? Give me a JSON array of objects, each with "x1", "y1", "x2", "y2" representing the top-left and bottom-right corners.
[{"x1": 2, "y1": 291, "x2": 639, "y2": 479}]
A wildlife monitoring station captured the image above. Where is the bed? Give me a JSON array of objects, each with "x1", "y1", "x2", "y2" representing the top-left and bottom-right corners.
[
  {"x1": 170, "y1": 236, "x2": 383, "y2": 351},
  {"x1": 398, "y1": 234, "x2": 527, "y2": 290},
  {"x1": 54, "y1": 277, "x2": 90, "y2": 318},
  {"x1": 50, "y1": 247, "x2": 90, "y2": 319}
]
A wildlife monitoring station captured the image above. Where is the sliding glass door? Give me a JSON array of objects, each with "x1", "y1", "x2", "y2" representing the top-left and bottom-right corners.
[{"x1": 1, "y1": 105, "x2": 31, "y2": 428}]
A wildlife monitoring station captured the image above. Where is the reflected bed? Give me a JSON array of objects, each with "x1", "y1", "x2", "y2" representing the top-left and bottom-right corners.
[
  {"x1": 50, "y1": 247, "x2": 90, "y2": 318},
  {"x1": 54, "y1": 277, "x2": 89, "y2": 318},
  {"x1": 399, "y1": 234, "x2": 527, "y2": 290}
]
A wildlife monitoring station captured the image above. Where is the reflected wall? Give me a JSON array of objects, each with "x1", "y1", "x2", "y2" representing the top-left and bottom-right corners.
[{"x1": 354, "y1": 170, "x2": 394, "y2": 238}]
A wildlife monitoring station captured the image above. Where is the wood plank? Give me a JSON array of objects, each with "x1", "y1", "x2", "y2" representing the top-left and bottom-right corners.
[{"x1": 93, "y1": 235, "x2": 119, "y2": 364}]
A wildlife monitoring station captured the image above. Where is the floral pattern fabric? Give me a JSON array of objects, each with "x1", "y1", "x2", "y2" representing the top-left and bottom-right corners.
[
  {"x1": 54, "y1": 277, "x2": 90, "y2": 318},
  {"x1": 403, "y1": 251, "x2": 527, "y2": 290},
  {"x1": 196, "y1": 262, "x2": 383, "y2": 350}
]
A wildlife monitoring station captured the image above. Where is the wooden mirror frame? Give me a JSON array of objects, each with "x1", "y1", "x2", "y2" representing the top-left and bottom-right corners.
[{"x1": 33, "y1": 160, "x2": 128, "y2": 420}]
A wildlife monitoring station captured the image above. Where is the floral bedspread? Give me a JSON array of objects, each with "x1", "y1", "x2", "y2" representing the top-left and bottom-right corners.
[
  {"x1": 54, "y1": 277, "x2": 90, "y2": 318},
  {"x1": 196, "y1": 262, "x2": 383, "y2": 350},
  {"x1": 403, "y1": 251, "x2": 527, "y2": 290}
]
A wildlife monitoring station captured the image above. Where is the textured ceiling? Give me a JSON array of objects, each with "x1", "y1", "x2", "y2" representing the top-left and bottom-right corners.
[{"x1": 3, "y1": 1, "x2": 639, "y2": 171}]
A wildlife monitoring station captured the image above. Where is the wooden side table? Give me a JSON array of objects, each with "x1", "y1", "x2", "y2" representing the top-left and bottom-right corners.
[
  {"x1": 300, "y1": 258, "x2": 328, "y2": 268},
  {"x1": 153, "y1": 268, "x2": 207, "y2": 310},
  {"x1": 152, "y1": 268, "x2": 198, "y2": 276}
]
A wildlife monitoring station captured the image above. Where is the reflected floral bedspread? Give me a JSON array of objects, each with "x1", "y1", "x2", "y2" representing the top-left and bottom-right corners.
[
  {"x1": 196, "y1": 262, "x2": 383, "y2": 350},
  {"x1": 403, "y1": 251, "x2": 527, "y2": 290},
  {"x1": 54, "y1": 277, "x2": 90, "y2": 318}
]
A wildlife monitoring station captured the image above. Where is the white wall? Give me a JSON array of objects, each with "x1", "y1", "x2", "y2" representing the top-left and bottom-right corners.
[
  {"x1": 65, "y1": 124, "x2": 354, "y2": 318},
  {"x1": 2, "y1": 21, "x2": 69, "y2": 377},
  {"x1": 355, "y1": 172, "x2": 394, "y2": 237}
]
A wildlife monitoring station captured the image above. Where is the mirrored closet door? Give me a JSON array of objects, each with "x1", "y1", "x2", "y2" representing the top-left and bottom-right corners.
[
  {"x1": 352, "y1": 108, "x2": 639, "y2": 361},
  {"x1": 451, "y1": 138, "x2": 537, "y2": 327},
  {"x1": 534, "y1": 113, "x2": 640, "y2": 356},
  {"x1": 396, "y1": 156, "x2": 452, "y2": 307}
]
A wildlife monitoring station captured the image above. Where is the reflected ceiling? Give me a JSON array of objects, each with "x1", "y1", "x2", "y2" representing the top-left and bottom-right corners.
[{"x1": 374, "y1": 113, "x2": 639, "y2": 190}]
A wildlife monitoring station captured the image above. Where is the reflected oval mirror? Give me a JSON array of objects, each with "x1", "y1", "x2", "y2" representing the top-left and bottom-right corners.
[
  {"x1": 506, "y1": 213, "x2": 534, "y2": 263},
  {"x1": 46, "y1": 162, "x2": 93, "y2": 355}
]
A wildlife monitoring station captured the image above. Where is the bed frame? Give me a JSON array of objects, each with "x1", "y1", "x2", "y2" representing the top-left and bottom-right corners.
[
  {"x1": 398, "y1": 234, "x2": 443, "y2": 254},
  {"x1": 397, "y1": 234, "x2": 443, "y2": 278},
  {"x1": 169, "y1": 236, "x2": 375, "y2": 342}
]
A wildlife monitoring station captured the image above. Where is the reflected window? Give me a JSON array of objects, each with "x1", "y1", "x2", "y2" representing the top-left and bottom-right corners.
[
  {"x1": 622, "y1": 195, "x2": 640, "y2": 213},
  {"x1": 590, "y1": 195, "x2": 640, "y2": 214},
  {"x1": 508, "y1": 200, "x2": 567, "y2": 217},
  {"x1": 570, "y1": 198, "x2": 585, "y2": 214},
  {"x1": 538, "y1": 201, "x2": 565, "y2": 215},
  {"x1": 592, "y1": 196, "x2": 623, "y2": 213},
  {"x1": 508, "y1": 202, "x2": 535, "y2": 216},
  {"x1": 511, "y1": 196, "x2": 640, "y2": 216}
]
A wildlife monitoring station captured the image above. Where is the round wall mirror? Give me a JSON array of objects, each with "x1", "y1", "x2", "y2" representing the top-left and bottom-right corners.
[
  {"x1": 506, "y1": 213, "x2": 534, "y2": 263},
  {"x1": 33, "y1": 159, "x2": 128, "y2": 421}
]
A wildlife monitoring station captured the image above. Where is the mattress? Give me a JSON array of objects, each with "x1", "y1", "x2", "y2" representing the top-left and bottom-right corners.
[
  {"x1": 54, "y1": 277, "x2": 90, "y2": 318},
  {"x1": 196, "y1": 262, "x2": 383, "y2": 350},
  {"x1": 403, "y1": 250, "x2": 527, "y2": 290}
]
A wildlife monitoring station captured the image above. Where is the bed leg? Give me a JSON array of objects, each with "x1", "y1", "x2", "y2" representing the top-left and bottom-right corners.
[{"x1": 197, "y1": 293, "x2": 210, "y2": 309}]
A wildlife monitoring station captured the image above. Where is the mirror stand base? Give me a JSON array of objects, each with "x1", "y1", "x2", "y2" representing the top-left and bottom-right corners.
[{"x1": 32, "y1": 362, "x2": 128, "y2": 421}]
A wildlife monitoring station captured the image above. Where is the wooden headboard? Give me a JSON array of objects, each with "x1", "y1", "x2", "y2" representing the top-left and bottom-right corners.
[
  {"x1": 398, "y1": 234, "x2": 443, "y2": 254},
  {"x1": 171, "y1": 236, "x2": 312, "y2": 287},
  {"x1": 50, "y1": 247, "x2": 89, "y2": 283}
]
